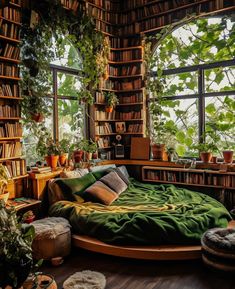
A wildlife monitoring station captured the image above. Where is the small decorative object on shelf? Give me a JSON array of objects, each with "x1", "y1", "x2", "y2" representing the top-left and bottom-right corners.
[{"x1": 223, "y1": 150, "x2": 234, "y2": 164}]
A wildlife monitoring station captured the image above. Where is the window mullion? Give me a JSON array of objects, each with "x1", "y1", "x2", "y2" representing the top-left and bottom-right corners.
[
  {"x1": 198, "y1": 68, "x2": 205, "y2": 143},
  {"x1": 53, "y1": 69, "x2": 59, "y2": 141}
]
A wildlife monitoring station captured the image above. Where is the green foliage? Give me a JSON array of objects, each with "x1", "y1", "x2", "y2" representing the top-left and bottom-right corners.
[
  {"x1": 0, "y1": 201, "x2": 35, "y2": 288},
  {"x1": 58, "y1": 139, "x2": 70, "y2": 154},
  {"x1": 145, "y1": 16, "x2": 235, "y2": 156},
  {"x1": 80, "y1": 139, "x2": 98, "y2": 153},
  {"x1": 104, "y1": 91, "x2": 119, "y2": 107}
]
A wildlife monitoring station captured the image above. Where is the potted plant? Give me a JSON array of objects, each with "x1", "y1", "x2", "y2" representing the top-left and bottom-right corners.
[
  {"x1": 193, "y1": 142, "x2": 218, "y2": 163},
  {"x1": 0, "y1": 200, "x2": 35, "y2": 288},
  {"x1": 222, "y1": 144, "x2": 234, "y2": 163},
  {"x1": 58, "y1": 139, "x2": 70, "y2": 166},
  {"x1": 104, "y1": 91, "x2": 119, "y2": 113},
  {"x1": 81, "y1": 139, "x2": 98, "y2": 161},
  {"x1": 36, "y1": 137, "x2": 59, "y2": 169},
  {"x1": 0, "y1": 164, "x2": 9, "y2": 203}
]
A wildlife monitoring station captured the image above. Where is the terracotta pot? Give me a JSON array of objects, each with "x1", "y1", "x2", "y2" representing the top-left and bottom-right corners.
[
  {"x1": 211, "y1": 156, "x2": 217, "y2": 163},
  {"x1": 200, "y1": 152, "x2": 212, "y2": 163},
  {"x1": 105, "y1": 106, "x2": 113, "y2": 113},
  {"x1": 92, "y1": 152, "x2": 98, "y2": 159},
  {"x1": 31, "y1": 113, "x2": 44, "y2": 123},
  {"x1": 223, "y1": 150, "x2": 234, "y2": 163},
  {"x1": 152, "y1": 144, "x2": 165, "y2": 160},
  {"x1": 59, "y1": 153, "x2": 68, "y2": 166},
  {"x1": 73, "y1": 150, "x2": 84, "y2": 163},
  {"x1": 45, "y1": 155, "x2": 59, "y2": 169}
]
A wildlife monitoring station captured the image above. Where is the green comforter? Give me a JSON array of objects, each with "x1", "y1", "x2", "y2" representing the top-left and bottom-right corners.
[{"x1": 49, "y1": 179, "x2": 231, "y2": 245}]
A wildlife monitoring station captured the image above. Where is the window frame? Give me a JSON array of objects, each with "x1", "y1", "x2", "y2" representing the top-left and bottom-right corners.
[
  {"x1": 149, "y1": 58, "x2": 235, "y2": 145},
  {"x1": 47, "y1": 63, "x2": 85, "y2": 141}
]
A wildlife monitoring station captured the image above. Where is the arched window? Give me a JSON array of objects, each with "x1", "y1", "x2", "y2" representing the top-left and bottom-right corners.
[{"x1": 149, "y1": 16, "x2": 235, "y2": 157}]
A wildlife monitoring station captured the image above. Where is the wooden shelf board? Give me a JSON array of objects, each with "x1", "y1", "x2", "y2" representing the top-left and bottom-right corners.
[
  {"x1": 100, "y1": 88, "x2": 143, "y2": 93},
  {"x1": 94, "y1": 102, "x2": 144, "y2": 106},
  {"x1": 0, "y1": 117, "x2": 21, "y2": 120},
  {"x1": 0, "y1": 16, "x2": 22, "y2": 26},
  {"x1": 0, "y1": 137, "x2": 22, "y2": 141},
  {"x1": 0, "y1": 96, "x2": 23, "y2": 100},
  {"x1": 0, "y1": 35, "x2": 20, "y2": 43},
  {"x1": 0, "y1": 156, "x2": 24, "y2": 161},
  {"x1": 0, "y1": 75, "x2": 21, "y2": 81},
  {"x1": 108, "y1": 59, "x2": 143, "y2": 64},
  {"x1": 109, "y1": 74, "x2": 143, "y2": 79},
  {"x1": 8, "y1": 2, "x2": 21, "y2": 8},
  {"x1": 98, "y1": 146, "x2": 113, "y2": 150},
  {"x1": 110, "y1": 46, "x2": 142, "y2": 51},
  {"x1": 95, "y1": 119, "x2": 143, "y2": 122},
  {"x1": 143, "y1": 166, "x2": 205, "y2": 173},
  {"x1": 0, "y1": 56, "x2": 20, "y2": 64},
  {"x1": 95, "y1": 132, "x2": 144, "y2": 136}
]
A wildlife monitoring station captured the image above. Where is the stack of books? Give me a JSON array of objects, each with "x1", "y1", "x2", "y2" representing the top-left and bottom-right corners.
[{"x1": 31, "y1": 166, "x2": 52, "y2": 174}]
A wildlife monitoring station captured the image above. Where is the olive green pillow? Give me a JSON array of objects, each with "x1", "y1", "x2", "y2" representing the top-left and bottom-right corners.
[{"x1": 56, "y1": 172, "x2": 96, "y2": 199}]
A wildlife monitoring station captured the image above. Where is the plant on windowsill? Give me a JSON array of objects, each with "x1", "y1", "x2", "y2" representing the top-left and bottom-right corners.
[
  {"x1": 0, "y1": 200, "x2": 36, "y2": 289},
  {"x1": 104, "y1": 91, "x2": 119, "y2": 113},
  {"x1": 58, "y1": 139, "x2": 71, "y2": 166},
  {"x1": 81, "y1": 139, "x2": 98, "y2": 161},
  {"x1": 193, "y1": 142, "x2": 218, "y2": 163}
]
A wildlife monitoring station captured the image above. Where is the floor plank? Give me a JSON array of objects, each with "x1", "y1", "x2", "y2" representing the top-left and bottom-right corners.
[{"x1": 41, "y1": 247, "x2": 235, "y2": 289}]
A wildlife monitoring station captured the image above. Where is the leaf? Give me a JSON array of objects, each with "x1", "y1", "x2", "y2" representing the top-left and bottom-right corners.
[
  {"x1": 176, "y1": 131, "x2": 186, "y2": 143},
  {"x1": 205, "y1": 103, "x2": 216, "y2": 114}
]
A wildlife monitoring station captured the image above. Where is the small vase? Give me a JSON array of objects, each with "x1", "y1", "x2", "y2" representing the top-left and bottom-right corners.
[
  {"x1": 211, "y1": 156, "x2": 217, "y2": 163},
  {"x1": 105, "y1": 106, "x2": 113, "y2": 113},
  {"x1": 86, "y1": 152, "x2": 93, "y2": 161},
  {"x1": 223, "y1": 150, "x2": 234, "y2": 163},
  {"x1": 200, "y1": 152, "x2": 212, "y2": 163}
]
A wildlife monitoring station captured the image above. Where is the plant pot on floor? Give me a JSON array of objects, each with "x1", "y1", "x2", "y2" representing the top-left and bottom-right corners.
[
  {"x1": 223, "y1": 150, "x2": 234, "y2": 163},
  {"x1": 45, "y1": 155, "x2": 59, "y2": 169},
  {"x1": 200, "y1": 152, "x2": 212, "y2": 163},
  {"x1": 59, "y1": 153, "x2": 68, "y2": 166},
  {"x1": 152, "y1": 144, "x2": 165, "y2": 160}
]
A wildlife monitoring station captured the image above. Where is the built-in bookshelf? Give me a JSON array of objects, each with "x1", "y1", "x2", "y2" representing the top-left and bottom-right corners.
[{"x1": 0, "y1": 0, "x2": 27, "y2": 196}]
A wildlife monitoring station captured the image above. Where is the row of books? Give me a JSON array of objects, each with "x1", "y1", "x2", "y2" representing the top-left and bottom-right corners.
[
  {"x1": 115, "y1": 110, "x2": 143, "y2": 120},
  {"x1": 2, "y1": 159, "x2": 26, "y2": 178},
  {"x1": 0, "y1": 83, "x2": 20, "y2": 97},
  {"x1": 87, "y1": 0, "x2": 119, "y2": 11},
  {"x1": 95, "y1": 123, "x2": 113, "y2": 134},
  {"x1": 127, "y1": 123, "x2": 143, "y2": 133},
  {"x1": 0, "y1": 43, "x2": 20, "y2": 60},
  {"x1": 0, "y1": 122, "x2": 22, "y2": 138},
  {"x1": 0, "y1": 22, "x2": 20, "y2": 39},
  {"x1": 109, "y1": 64, "x2": 141, "y2": 77},
  {"x1": 60, "y1": 0, "x2": 79, "y2": 10},
  {"x1": 97, "y1": 136, "x2": 110, "y2": 148},
  {"x1": 119, "y1": 93, "x2": 143, "y2": 104},
  {"x1": 110, "y1": 38, "x2": 140, "y2": 48},
  {"x1": 145, "y1": 170, "x2": 204, "y2": 185},
  {"x1": 95, "y1": 19, "x2": 117, "y2": 34},
  {"x1": 0, "y1": 141, "x2": 21, "y2": 158},
  {"x1": 0, "y1": 7, "x2": 21, "y2": 23},
  {"x1": 113, "y1": 79, "x2": 142, "y2": 90},
  {"x1": 95, "y1": 110, "x2": 116, "y2": 120},
  {"x1": 0, "y1": 63, "x2": 19, "y2": 78},
  {"x1": 0, "y1": 104, "x2": 20, "y2": 117},
  {"x1": 206, "y1": 175, "x2": 235, "y2": 188},
  {"x1": 109, "y1": 50, "x2": 142, "y2": 61}
]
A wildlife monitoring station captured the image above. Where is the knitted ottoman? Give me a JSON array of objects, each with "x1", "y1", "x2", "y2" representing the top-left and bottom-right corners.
[
  {"x1": 32, "y1": 217, "x2": 71, "y2": 261},
  {"x1": 201, "y1": 228, "x2": 235, "y2": 272}
]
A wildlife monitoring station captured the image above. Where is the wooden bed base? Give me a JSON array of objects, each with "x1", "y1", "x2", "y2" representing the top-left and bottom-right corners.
[{"x1": 72, "y1": 221, "x2": 235, "y2": 261}]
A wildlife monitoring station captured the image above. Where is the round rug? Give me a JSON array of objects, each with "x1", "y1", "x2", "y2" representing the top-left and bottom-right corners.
[{"x1": 63, "y1": 270, "x2": 106, "y2": 289}]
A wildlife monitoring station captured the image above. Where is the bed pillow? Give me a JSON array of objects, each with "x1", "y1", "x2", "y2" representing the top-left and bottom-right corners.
[
  {"x1": 117, "y1": 165, "x2": 130, "y2": 179},
  {"x1": 100, "y1": 171, "x2": 128, "y2": 194},
  {"x1": 55, "y1": 172, "x2": 96, "y2": 199},
  {"x1": 113, "y1": 166, "x2": 130, "y2": 185},
  {"x1": 60, "y1": 168, "x2": 89, "y2": 179},
  {"x1": 90, "y1": 164, "x2": 116, "y2": 173},
  {"x1": 84, "y1": 181, "x2": 118, "y2": 205}
]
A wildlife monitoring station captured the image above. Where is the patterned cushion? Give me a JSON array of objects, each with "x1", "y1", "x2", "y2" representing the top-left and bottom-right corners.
[
  {"x1": 60, "y1": 168, "x2": 89, "y2": 179},
  {"x1": 85, "y1": 181, "x2": 118, "y2": 205},
  {"x1": 100, "y1": 171, "x2": 128, "y2": 194}
]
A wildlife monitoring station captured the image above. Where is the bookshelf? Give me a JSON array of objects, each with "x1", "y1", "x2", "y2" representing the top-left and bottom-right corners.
[{"x1": 0, "y1": 0, "x2": 27, "y2": 198}]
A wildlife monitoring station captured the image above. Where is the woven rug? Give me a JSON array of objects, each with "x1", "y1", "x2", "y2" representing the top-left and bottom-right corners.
[{"x1": 63, "y1": 270, "x2": 106, "y2": 289}]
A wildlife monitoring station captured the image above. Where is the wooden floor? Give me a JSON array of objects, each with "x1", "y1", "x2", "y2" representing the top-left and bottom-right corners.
[{"x1": 41, "y1": 247, "x2": 235, "y2": 289}]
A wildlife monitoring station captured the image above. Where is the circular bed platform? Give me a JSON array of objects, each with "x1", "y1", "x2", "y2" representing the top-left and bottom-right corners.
[{"x1": 72, "y1": 221, "x2": 235, "y2": 261}]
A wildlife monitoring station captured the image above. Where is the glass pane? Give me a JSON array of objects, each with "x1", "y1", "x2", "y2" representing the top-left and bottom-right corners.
[
  {"x1": 58, "y1": 99, "x2": 84, "y2": 141},
  {"x1": 161, "y1": 71, "x2": 198, "y2": 97},
  {"x1": 205, "y1": 66, "x2": 235, "y2": 93},
  {"x1": 57, "y1": 73, "x2": 81, "y2": 96},
  {"x1": 205, "y1": 95, "x2": 235, "y2": 152},
  {"x1": 150, "y1": 98, "x2": 198, "y2": 157},
  {"x1": 23, "y1": 98, "x2": 53, "y2": 166}
]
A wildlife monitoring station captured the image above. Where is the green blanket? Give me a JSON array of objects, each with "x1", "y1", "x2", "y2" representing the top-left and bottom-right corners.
[{"x1": 49, "y1": 179, "x2": 231, "y2": 245}]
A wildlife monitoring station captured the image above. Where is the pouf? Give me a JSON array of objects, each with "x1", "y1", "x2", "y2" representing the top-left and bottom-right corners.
[
  {"x1": 63, "y1": 271, "x2": 106, "y2": 289},
  {"x1": 32, "y1": 217, "x2": 71, "y2": 260},
  {"x1": 201, "y1": 228, "x2": 235, "y2": 272}
]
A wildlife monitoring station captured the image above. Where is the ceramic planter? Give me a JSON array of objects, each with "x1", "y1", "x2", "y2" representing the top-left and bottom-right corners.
[
  {"x1": 45, "y1": 155, "x2": 59, "y2": 169},
  {"x1": 105, "y1": 106, "x2": 113, "y2": 113},
  {"x1": 152, "y1": 144, "x2": 165, "y2": 160},
  {"x1": 73, "y1": 150, "x2": 84, "y2": 163},
  {"x1": 223, "y1": 150, "x2": 234, "y2": 163},
  {"x1": 86, "y1": 152, "x2": 93, "y2": 161},
  {"x1": 200, "y1": 152, "x2": 212, "y2": 163}
]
